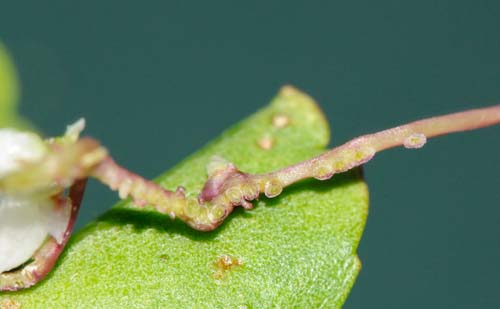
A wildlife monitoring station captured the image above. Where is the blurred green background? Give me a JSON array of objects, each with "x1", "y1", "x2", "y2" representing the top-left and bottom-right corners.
[{"x1": 1, "y1": 1, "x2": 499, "y2": 307}]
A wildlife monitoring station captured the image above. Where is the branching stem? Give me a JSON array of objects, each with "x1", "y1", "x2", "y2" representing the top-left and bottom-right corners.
[
  {"x1": 1, "y1": 104, "x2": 499, "y2": 291},
  {"x1": 92, "y1": 104, "x2": 500, "y2": 231}
]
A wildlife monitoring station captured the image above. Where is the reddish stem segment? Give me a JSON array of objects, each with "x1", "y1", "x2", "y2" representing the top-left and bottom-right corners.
[
  {"x1": 1, "y1": 104, "x2": 499, "y2": 291},
  {"x1": 0, "y1": 179, "x2": 87, "y2": 291},
  {"x1": 92, "y1": 158, "x2": 184, "y2": 213},
  {"x1": 94, "y1": 105, "x2": 500, "y2": 231},
  {"x1": 264, "y1": 104, "x2": 500, "y2": 187},
  {"x1": 91, "y1": 158, "x2": 227, "y2": 231}
]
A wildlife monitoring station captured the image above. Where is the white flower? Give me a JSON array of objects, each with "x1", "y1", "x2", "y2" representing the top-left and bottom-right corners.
[{"x1": 0, "y1": 121, "x2": 84, "y2": 273}]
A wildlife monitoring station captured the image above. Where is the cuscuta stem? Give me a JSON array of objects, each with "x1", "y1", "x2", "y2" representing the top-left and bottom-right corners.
[
  {"x1": 91, "y1": 104, "x2": 500, "y2": 231},
  {"x1": 1, "y1": 103, "x2": 499, "y2": 292}
]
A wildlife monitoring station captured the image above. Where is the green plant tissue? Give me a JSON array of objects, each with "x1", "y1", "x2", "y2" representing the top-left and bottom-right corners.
[
  {"x1": 1, "y1": 86, "x2": 368, "y2": 308},
  {"x1": 0, "y1": 43, "x2": 28, "y2": 129}
]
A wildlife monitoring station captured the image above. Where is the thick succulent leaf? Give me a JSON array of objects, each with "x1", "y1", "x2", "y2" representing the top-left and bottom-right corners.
[{"x1": 1, "y1": 87, "x2": 368, "y2": 307}]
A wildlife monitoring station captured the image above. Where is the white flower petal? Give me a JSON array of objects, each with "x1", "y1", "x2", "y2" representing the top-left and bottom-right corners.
[
  {"x1": 0, "y1": 195, "x2": 51, "y2": 272},
  {"x1": 0, "y1": 193, "x2": 73, "y2": 273},
  {"x1": 0, "y1": 129, "x2": 46, "y2": 178},
  {"x1": 46, "y1": 199, "x2": 71, "y2": 244}
]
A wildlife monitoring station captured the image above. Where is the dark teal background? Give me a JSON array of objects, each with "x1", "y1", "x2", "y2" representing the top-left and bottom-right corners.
[{"x1": 1, "y1": 1, "x2": 500, "y2": 307}]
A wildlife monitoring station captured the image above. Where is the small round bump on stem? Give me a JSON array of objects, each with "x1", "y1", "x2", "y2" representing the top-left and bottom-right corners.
[
  {"x1": 404, "y1": 133, "x2": 427, "y2": 149},
  {"x1": 264, "y1": 178, "x2": 283, "y2": 198}
]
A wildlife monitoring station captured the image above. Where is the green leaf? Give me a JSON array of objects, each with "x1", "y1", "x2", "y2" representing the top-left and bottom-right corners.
[
  {"x1": 0, "y1": 43, "x2": 29, "y2": 129},
  {"x1": 0, "y1": 43, "x2": 18, "y2": 126},
  {"x1": 1, "y1": 86, "x2": 368, "y2": 307}
]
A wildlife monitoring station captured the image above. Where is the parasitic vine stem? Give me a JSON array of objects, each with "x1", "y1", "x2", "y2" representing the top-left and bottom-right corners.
[
  {"x1": 259, "y1": 104, "x2": 500, "y2": 186},
  {"x1": 91, "y1": 104, "x2": 500, "y2": 231},
  {"x1": 1, "y1": 103, "x2": 499, "y2": 291}
]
